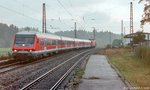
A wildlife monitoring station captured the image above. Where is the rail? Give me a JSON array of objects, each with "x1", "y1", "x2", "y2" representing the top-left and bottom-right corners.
[{"x1": 20, "y1": 49, "x2": 91, "y2": 90}]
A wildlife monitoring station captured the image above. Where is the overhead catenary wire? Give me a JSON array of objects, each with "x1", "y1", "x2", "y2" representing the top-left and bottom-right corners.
[
  {"x1": 57, "y1": 0, "x2": 74, "y2": 18},
  {"x1": 14, "y1": 0, "x2": 40, "y2": 14},
  {"x1": 56, "y1": 0, "x2": 85, "y2": 30},
  {"x1": 0, "y1": 4, "x2": 40, "y2": 22}
]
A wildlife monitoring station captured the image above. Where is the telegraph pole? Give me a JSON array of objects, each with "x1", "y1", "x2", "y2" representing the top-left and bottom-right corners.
[
  {"x1": 42, "y1": 3, "x2": 46, "y2": 33},
  {"x1": 124, "y1": 27, "x2": 126, "y2": 43},
  {"x1": 74, "y1": 22, "x2": 77, "y2": 38},
  {"x1": 121, "y1": 20, "x2": 124, "y2": 46},
  {"x1": 130, "y1": 2, "x2": 133, "y2": 34},
  {"x1": 93, "y1": 27, "x2": 96, "y2": 40},
  {"x1": 109, "y1": 31, "x2": 112, "y2": 48},
  {"x1": 130, "y1": 2, "x2": 134, "y2": 41}
]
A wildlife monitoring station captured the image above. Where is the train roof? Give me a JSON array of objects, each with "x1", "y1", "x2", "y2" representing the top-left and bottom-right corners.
[
  {"x1": 16, "y1": 31, "x2": 36, "y2": 35},
  {"x1": 37, "y1": 33, "x2": 61, "y2": 40},
  {"x1": 15, "y1": 31, "x2": 91, "y2": 42},
  {"x1": 61, "y1": 36, "x2": 75, "y2": 41}
]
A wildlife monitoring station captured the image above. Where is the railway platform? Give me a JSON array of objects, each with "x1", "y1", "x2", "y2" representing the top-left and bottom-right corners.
[{"x1": 78, "y1": 55, "x2": 128, "y2": 90}]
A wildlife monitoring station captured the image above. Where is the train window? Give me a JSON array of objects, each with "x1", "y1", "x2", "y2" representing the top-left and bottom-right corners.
[
  {"x1": 47, "y1": 39, "x2": 51, "y2": 45},
  {"x1": 64, "y1": 41, "x2": 67, "y2": 45},
  {"x1": 68, "y1": 41, "x2": 71, "y2": 45},
  {"x1": 52, "y1": 40, "x2": 56, "y2": 45},
  {"x1": 58, "y1": 40, "x2": 61, "y2": 45},
  {"x1": 61, "y1": 40, "x2": 64, "y2": 45},
  {"x1": 15, "y1": 35, "x2": 35, "y2": 46},
  {"x1": 67, "y1": 41, "x2": 69, "y2": 45},
  {"x1": 40, "y1": 39, "x2": 44, "y2": 45}
]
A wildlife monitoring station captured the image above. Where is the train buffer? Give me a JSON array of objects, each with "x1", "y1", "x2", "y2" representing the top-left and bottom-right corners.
[{"x1": 78, "y1": 55, "x2": 128, "y2": 90}]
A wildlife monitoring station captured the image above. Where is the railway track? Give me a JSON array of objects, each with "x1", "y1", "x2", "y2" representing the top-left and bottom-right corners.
[
  {"x1": 0, "y1": 49, "x2": 83, "y2": 74},
  {"x1": 0, "y1": 58, "x2": 17, "y2": 67},
  {"x1": 20, "y1": 49, "x2": 95, "y2": 90}
]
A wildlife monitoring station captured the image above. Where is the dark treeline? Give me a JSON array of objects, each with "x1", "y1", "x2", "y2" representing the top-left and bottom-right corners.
[
  {"x1": 0, "y1": 23, "x2": 18, "y2": 47},
  {"x1": 0, "y1": 23, "x2": 39, "y2": 48},
  {"x1": 0, "y1": 22, "x2": 121, "y2": 48}
]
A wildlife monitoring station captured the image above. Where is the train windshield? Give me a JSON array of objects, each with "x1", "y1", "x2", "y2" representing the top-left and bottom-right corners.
[{"x1": 15, "y1": 35, "x2": 35, "y2": 46}]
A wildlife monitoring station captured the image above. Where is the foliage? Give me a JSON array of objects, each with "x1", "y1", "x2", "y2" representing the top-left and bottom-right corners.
[
  {"x1": 138, "y1": 0, "x2": 149, "y2": 3},
  {"x1": 107, "y1": 48, "x2": 150, "y2": 87},
  {"x1": 135, "y1": 46, "x2": 150, "y2": 62},
  {"x1": 112, "y1": 39, "x2": 122, "y2": 47},
  {"x1": 0, "y1": 23, "x2": 18, "y2": 47},
  {"x1": 132, "y1": 31, "x2": 145, "y2": 44},
  {"x1": 0, "y1": 23, "x2": 40, "y2": 48},
  {"x1": 19, "y1": 27, "x2": 39, "y2": 32},
  {"x1": 105, "y1": 44, "x2": 111, "y2": 48}
]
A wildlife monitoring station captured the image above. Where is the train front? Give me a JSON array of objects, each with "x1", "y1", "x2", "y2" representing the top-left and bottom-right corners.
[{"x1": 12, "y1": 32, "x2": 36, "y2": 60}]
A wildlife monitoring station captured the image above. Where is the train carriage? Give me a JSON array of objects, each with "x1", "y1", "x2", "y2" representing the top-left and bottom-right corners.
[{"x1": 12, "y1": 32, "x2": 96, "y2": 60}]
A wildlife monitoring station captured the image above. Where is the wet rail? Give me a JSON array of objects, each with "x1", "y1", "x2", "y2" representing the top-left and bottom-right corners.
[{"x1": 20, "y1": 49, "x2": 93, "y2": 90}]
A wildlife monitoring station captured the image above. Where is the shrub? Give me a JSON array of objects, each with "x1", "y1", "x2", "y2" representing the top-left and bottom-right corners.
[{"x1": 135, "y1": 46, "x2": 150, "y2": 62}]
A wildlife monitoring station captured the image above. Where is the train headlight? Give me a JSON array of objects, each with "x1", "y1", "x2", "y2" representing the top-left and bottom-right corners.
[
  {"x1": 29, "y1": 50, "x2": 32, "y2": 52},
  {"x1": 14, "y1": 50, "x2": 17, "y2": 52}
]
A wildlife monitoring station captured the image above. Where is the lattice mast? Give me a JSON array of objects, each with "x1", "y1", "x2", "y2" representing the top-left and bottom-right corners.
[
  {"x1": 130, "y1": 2, "x2": 134, "y2": 34},
  {"x1": 42, "y1": 3, "x2": 46, "y2": 33}
]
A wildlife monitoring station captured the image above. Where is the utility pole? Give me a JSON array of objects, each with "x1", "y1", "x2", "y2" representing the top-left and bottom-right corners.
[
  {"x1": 130, "y1": 2, "x2": 134, "y2": 37},
  {"x1": 124, "y1": 27, "x2": 126, "y2": 43},
  {"x1": 129, "y1": 2, "x2": 134, "y2": 43},
  {"x1": 74, "y1": 22, "x2": 77, "y2": 38},
  {"x1": 121, "y1": 20, "x2": 124, "y2": 46},
  {"x1": 109, "y1": 31, "x2": 112, "y2": 48},
  {"x1": 42, "y1": 3, "x2": 46, "y2": 33},
  {"x1": 93, "y1": 27, "x2": 96, "y2": 40}
]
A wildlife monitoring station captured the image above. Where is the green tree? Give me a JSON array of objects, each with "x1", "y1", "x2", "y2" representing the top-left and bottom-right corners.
[
  {"x1": 112, "y1": 39, "x2": 122, "y2": 47},
  {"x1": 132, "y1": 31, "x2": 145, "y2": 44}
]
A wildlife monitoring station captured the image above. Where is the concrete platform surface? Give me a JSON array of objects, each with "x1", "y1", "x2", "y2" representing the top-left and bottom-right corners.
[{"x1": 78, "y1": 55, "x2": 127, "y2": 90}]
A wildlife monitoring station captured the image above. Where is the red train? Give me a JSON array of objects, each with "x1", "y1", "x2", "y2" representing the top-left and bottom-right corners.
[{"x1": 12, "y1": 32, "x2": 96, "y2": 59}]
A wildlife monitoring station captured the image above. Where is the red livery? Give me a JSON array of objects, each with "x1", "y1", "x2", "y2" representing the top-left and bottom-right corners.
[{"x1": 12, "y1": 32, "x2": 96, "y2": 59}]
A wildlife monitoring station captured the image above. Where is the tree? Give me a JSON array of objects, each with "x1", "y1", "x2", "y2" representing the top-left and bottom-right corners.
[
  {"x1": 132, "y1": 31, "x2": 145, "y2": 44},
  {"x1": 112, "y1": 39, "x2": 122, "y2": 47}
]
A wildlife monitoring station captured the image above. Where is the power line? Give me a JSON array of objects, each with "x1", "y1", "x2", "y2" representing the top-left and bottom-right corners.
[
  {"x1": 56, "y1": 0, "x2": 85, "y2": 30},
  {"x1": 57, "y1": 0, "x2": 74, "y2": 18},
  {"x1": 14, "y1": 0, "x2": 40, "y2": 13},
  {"x1": 0, "y1": 4, "x2": 40, "y2": 22}
]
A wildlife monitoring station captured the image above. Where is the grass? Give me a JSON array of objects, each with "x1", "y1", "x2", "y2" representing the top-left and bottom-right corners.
[
  {"x1": 71, "y1": 69, "x2": 84, "y2": 85},
  {"x1": 0, "y1": 48, "x2": 11, "y2": 51},
  {"x1": 100, "y1": 48, "x2": 150, "y2": 88},
  {"x1": 0, "y1": 48, "x2": 11, "y2": 59}
]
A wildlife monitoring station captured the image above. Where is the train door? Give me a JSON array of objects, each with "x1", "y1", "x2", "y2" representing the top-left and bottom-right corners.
[
  {"x1": 36, "y1": 38, "x2": 40, "y2": 50},
  {"x1": 44, "y1": 38, "x2": 47, "y2": 50},
  {"x1": 56, "y1": 39, "x2": 58, "y2": 49}
]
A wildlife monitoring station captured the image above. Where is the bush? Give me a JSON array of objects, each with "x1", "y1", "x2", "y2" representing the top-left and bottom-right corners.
[
  {"x1": 0, "y1": 52, "x2": 12, "y2": 60},
  {"x1": 135, "y1": 46, "x2": 150, "y2": 62},
  {"x1": 105, "y1": 44, "x2": 112, "y2": 49}
]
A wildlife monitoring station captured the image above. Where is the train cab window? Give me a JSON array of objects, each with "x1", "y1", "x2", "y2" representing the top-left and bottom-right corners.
[{"x1": 15, "y1": 35, "x2": 35, "y2": 46}]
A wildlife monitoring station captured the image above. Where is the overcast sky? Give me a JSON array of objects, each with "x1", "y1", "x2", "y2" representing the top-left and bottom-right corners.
[{"x1": 0, "y1": 0, "x2": 146, "y2": 34}]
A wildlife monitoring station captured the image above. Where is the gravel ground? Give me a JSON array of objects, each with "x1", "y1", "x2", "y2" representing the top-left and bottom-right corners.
[
  {"x1": 27, "y1": 50, "x2": 91, "y2": 90},
  {"x1": 0, "y1": 49, "x2": 88, "y2": 90}
]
